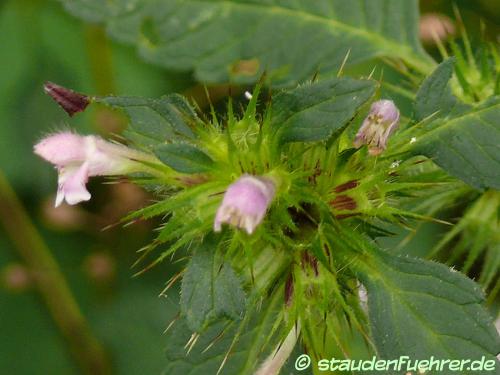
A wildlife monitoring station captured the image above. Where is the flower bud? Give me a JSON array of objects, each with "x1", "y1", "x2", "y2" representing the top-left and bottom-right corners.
[
  {"x1": 44, "y1": 82, "x2": 90, "y2": 117},
  {"x1": 214, "y1": 175, "x2": 275, "y2": 234},
  {"x1": 285, "y1": 273, "x2": 294, "y2": 307},
  {"x1": 354, "y1": 99, "x2": 400, "y2": 155},
  {"x1": 34, "y1": 131, "x2": 153, "y2": 207}
]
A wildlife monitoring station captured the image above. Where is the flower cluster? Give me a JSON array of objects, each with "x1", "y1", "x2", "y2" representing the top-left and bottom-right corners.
[
  {"x1": 35, "y1": 99, "x2": 398, "y2": 233},
  {"x1": 35, "y1": 131, "x2": 277, "y2": 233}
]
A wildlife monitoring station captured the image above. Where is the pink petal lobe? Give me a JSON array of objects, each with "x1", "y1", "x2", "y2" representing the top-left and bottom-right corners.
[
  {"x1": 34, "y1": 132, "x2": 87, "y2": 166},
  {"x1": 56, "y1": 163, "x2": 91, "y2": 207}
]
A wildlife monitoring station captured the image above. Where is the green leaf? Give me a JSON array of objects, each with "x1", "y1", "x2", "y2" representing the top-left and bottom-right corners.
[
  {"x1": 273, "y1": 77, "x2": 376, "y2": 143},
  {"x1": 180, "y1": 236, "x2": 246, "y2": 332},
  {"x1": 155, "y1": 143, "x2": 215, "y2": 174},
  {"x1": 96, "y1": 94, "x2": 196, "y2": 145},
  {"x1": 59, "y1": 0, "x2": 434, "y2": 86},
  {"x1": 357, "y1": 249, "x2": 500, "y2": 373},
  {"x1": 411, "y1": 97, "x2": 500, "y2": 190},
  {"x1": 414, "y1": 58, "x2": 469, "y2": 122},
  {"x1": 411, "y1": 60, "x2": 500, "y2": 190},
  {"x1": 166, "y1": 289, "x2": 304, "y2": 375}
]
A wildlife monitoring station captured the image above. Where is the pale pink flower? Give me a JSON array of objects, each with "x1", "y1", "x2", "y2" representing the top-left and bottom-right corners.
[
  {"x1": 354, "y1": 99, "x2": 400, "y2": 155},
  {"x1": 214, "y1": 175, "x2": 276, "y2": 234},
  {"x1": 34, "y1": 131, "x2": 151, "y2": 207}
]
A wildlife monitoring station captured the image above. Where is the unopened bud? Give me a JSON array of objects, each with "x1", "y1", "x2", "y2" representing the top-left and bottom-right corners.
[
  {"x1": 285, "y1": 273, "x2": 294, "y2": 306},
  {"x1": 329, "y1": 195, "x2": 357, "y2": 211},
  {"x1": 44, "y1": 82, "x2": 91, "y2": 117},
  {"x1": 301, "y1": 252, "x2": 319, "y2": 277}
]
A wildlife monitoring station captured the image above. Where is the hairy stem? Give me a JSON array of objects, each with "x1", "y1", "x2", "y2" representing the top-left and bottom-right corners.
[{"x1": 0, "y1": 171, "x2": 112, "y2": 375}]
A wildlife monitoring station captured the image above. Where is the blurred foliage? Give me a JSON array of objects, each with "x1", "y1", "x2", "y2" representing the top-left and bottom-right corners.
[
  {"x1": 0, "y1": 0, "x2": 190, "y2": 374},
  {"x1": 0, "y1": 0, "x2": 193, "y2": 195}
]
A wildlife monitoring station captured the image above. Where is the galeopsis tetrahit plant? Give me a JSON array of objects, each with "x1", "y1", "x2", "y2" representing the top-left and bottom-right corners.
[{"x1": 35, "y1": 76, "x2": 500, "y2": 374}]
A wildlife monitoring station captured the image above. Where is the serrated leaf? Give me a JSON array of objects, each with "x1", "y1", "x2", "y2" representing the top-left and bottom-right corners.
[
  {"x1": 166, "y1": 289, "x2": 306, "y2": 375},
  {"x1": 411, "y1": 97, "x2": 500, "y2": 190},
  {"x1": 357, "y1": 249, "x2": 500, "y2": 373},
  {"x1": 96, "y1": 94, "x2": 196, "y2": 145},
  {"x1": 59, "y1": 0, "x2": 434, "y2": 86},
  {"x1": 155, "y1": 143, "x2": 215, "y2": 174},
  {"x1": 180, "y1": 236, "x2": 246, "y2": 332},
  {"x1": 414, "y1": 58, "x2": 469, "y2": 122},
  {"x1": 273, "y1": 77, "x2": 376, "y2": 143},
  {"x1": 410, "y1": 59, "x2": 500, "y2": 189}
]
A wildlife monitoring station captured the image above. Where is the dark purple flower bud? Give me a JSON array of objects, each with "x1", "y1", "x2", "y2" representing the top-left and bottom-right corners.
[
  {"x1": 354, "y1": 100, "x2": 400, "y2": 156},
  {"x1": 334, "y1": 179, "x2": 359, "y2": 193},
  {"x1": 44, "y1": 82, "x2": 91, "y2": 117},
  {"x1": 301, "y1": 252, "x2": 319, "y2": 277},
  {"x1": 329, "y1": 195, "x2": 357, "y2": 211},
  {"x1": 285, "y1": 273, "x2": 294, "y2": 306}
]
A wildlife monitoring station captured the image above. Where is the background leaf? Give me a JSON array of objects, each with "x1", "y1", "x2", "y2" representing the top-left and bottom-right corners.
[
  {"x1": 357, "y1": 248, "x2": 500, "y2": 373},
  {"x1": 414, "y1": 58, "x2": 469, "y2": 121},
  {"x1": 273, "y1": 77, "x2": 376, "y2": 143},
  {"x1": 180, "y1": 236, "x2": 246, "y2": 332},
  {"x1": 59, "y1": 0, "x2": 434, "y2": 86},
  {"x1": 411, "y1": 97, "x2": 500, "y2": 190},
  {"x1": 0, "y1": 225, "x2": 177, "y2": 375}
]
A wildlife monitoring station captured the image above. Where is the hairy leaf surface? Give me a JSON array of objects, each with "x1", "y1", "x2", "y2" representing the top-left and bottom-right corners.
[
  {"x1": 166, "y1": 287, "x2": 299, "y2": 375},
  {"x1": 155, "y1": 143, "x2": 215, "y2": 173},
  {"x1": 97, "y1": 95, "x2": 197, "y2": 146},
  {"x1": 273, "y1": 77, "x2": 376, "y2": 142},
  {"x1": 411, "y1": 97, "x2": 500, "y2": 190},
  {"x1": 357, "y1": 249, "x2": 500, "y2": 373},
  {"x1": 60, "y1": 0, "x2": 434, "y2": 86},
  {"x1": 180, "y1": 236, "x2": 246, "y2": 332}
]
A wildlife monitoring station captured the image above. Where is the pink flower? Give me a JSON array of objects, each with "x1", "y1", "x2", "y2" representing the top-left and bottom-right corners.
[
  {"x1": 34, "y1": 131, "x2": 150, "y2": 207},
  {"x1": 214, "y1": 175, "x2": 276, "y2": 234},
  {"x1": 354, "y1": 100, "x2": 400, "y2": 156}
]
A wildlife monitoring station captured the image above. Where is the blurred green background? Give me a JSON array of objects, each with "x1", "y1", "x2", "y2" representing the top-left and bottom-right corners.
[
  {"x1": 0, "y1": 1, "x2": 498, "y2": 374},
  {"x1": 0, "y1": 1, "x2": 192, "y2": 374}
]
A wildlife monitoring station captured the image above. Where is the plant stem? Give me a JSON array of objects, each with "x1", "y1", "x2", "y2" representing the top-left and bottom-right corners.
[
  {"x1": 84, "y1": 25, "x2": 115, "y2": 96},
  {"x1": 0, "y1": 171, "x2": 112, "y2": 375}
]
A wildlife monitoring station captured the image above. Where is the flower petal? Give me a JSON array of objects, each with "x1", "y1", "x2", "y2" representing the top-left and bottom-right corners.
[
  {"x1": 34, "y1": 132, "x2": 87, "y2": 166},
  {"x1": 214, "y1": 175, "x2": 275, "y2": 234},
  {"x1": 354, "y1": 99, "x2": 400, "y2": 155},
  {"x1": 55, "y1": 163, "x2": 91, "y2": 207}
]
